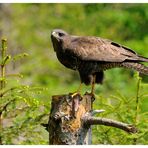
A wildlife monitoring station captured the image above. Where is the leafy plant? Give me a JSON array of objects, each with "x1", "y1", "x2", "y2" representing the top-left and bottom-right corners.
[
  {"x1": 92, "y1": 73, "x2": 148, "y2": 144},
  {"x1": 0, "y1": 39, "x2": 48, "y2": 144}
]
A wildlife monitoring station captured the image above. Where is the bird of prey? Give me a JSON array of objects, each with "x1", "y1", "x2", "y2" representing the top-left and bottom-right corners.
[{"x1": 51, "y1": 29, "x2": 148, "y2": 95}]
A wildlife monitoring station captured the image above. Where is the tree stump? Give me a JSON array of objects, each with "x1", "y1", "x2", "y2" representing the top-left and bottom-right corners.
[
  {"x1": 48, "y1": 92, "x2": 137, "y2": 145},
  {"x1": 48, "y1": 92, "x2": 94, "y2": 144}
]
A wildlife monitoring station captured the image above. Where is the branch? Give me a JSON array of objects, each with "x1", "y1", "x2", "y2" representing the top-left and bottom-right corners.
[
  {"x1": 0, "y1": 99, "x2": 15, "y2": 114},
  {"x1": 83, "y1": 116, "x2": 137, "y2": 133},
  {"x1": 0, "y1": 87, "x2": 18, "y2": 97}
]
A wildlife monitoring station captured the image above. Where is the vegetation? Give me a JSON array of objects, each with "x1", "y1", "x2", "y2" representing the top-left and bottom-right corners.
[{"x1": 0, "y1": 3, "x2": 147, "y2": 144}]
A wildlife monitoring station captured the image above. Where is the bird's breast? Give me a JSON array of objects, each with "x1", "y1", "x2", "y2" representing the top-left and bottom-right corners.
[{"x1": 56, "y1": 51, "x2": 78, "y2": 70}]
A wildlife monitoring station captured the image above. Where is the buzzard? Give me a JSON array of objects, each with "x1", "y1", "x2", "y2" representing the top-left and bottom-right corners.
[{"x1": 51, "y1": 29, "x2": 148, "y2": 94}]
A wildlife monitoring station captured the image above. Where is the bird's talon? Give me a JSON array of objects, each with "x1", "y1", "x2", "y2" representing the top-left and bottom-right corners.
[{"x1": 70, "y1": 92, "x2": 80, "y2": 98}]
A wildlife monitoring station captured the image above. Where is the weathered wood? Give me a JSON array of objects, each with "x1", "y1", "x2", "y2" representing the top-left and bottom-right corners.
[
  {"x1": 48, "y1": 92, "x2": 94, "y2": 145},
  {"x1": 83, "y1": 116, "x2": 137, "y2": 133},
  {"x1": 48, "y1": 92, "x2": 137, "y2": 145}
]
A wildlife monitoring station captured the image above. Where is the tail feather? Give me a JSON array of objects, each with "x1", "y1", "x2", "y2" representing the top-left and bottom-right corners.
[
  {"x1": 137, "y1": 55, "x2": 148, "y2": 62},
  {"x1": 121, "y1": 62, "x2": 148, "y2": 75}
]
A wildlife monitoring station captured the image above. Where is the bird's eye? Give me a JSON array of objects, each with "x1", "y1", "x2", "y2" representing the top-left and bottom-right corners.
[{"x1": 58, "y1": 32, "x2": 65, "y2": 37}]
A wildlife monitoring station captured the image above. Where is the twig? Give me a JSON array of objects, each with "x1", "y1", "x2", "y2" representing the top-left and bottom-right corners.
[
  {"x1": 90, "y1": 109, "x2": 105, "y2": 116},
  {"x1": 0, "y1": 86, "x2": 19, "y2": 97},
  {"x1": 135, "y1": 74, "x2": 141, "y2": 124},
  {"x1": 0, "y1": 39, "x2": 7, "y2": 145},
  {"x1": 0, "y1": 99, "x2": 15, "y2": 114},
  {"x1": 83, "y1": 116, "x2": 137, "y2": 133}
]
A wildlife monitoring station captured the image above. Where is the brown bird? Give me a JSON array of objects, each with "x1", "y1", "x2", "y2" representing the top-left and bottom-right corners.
[{"x1": 51, "y1": 29, "x2": 148, "y2": 95}]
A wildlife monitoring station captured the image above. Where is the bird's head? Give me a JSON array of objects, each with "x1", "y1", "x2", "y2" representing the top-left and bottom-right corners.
[
  {"x1": 51, "y1": 29, "x2": 68, "y2": 41},
  {"x1": 51, "y1": 29, "x2": 68, "y2": 52}
]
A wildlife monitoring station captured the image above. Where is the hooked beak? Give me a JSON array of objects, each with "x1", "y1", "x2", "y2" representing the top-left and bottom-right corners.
[{"x1": 52, "y1": 31, "x2": 59, "y2": 38}]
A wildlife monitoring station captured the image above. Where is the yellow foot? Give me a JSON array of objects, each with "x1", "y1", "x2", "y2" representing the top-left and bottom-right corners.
[{"x1": 70, "y1": 92, "x2": 80, "y2": 98}]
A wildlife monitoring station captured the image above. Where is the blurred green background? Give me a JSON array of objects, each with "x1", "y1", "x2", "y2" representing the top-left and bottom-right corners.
[{"x1": 0, "y1": 3, "x2": 148, "y2": 144}]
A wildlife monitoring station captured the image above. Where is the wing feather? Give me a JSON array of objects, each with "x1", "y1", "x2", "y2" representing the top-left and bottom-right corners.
[{"x1": 65, "y1": 36, "x2": 144, "y2": 62}]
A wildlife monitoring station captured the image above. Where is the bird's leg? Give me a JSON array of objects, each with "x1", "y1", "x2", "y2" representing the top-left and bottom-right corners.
[{"x1": 91, "y1": 75, "x2": 96, "y2": 95}]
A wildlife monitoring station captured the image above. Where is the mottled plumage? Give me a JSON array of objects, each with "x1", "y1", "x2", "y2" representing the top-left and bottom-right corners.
[{"x1": 51, "y1": 29, "x2": 148, "y2": 85}]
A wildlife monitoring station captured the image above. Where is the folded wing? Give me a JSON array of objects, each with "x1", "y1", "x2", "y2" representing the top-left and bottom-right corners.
[{"x1": 67, "y1": 36, "x2": 148, "y2": 62}]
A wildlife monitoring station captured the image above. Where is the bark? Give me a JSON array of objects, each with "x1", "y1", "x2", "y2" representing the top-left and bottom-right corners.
[
  {"x1": 48, "y1": 92, "x2": 94, "y2": 144},
  {"x1": 48, "y1": 92, "x2": 137, "y2": 145},
  {"x1": 83, "y1": 116, "x2": 137, "y2": 133}
]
